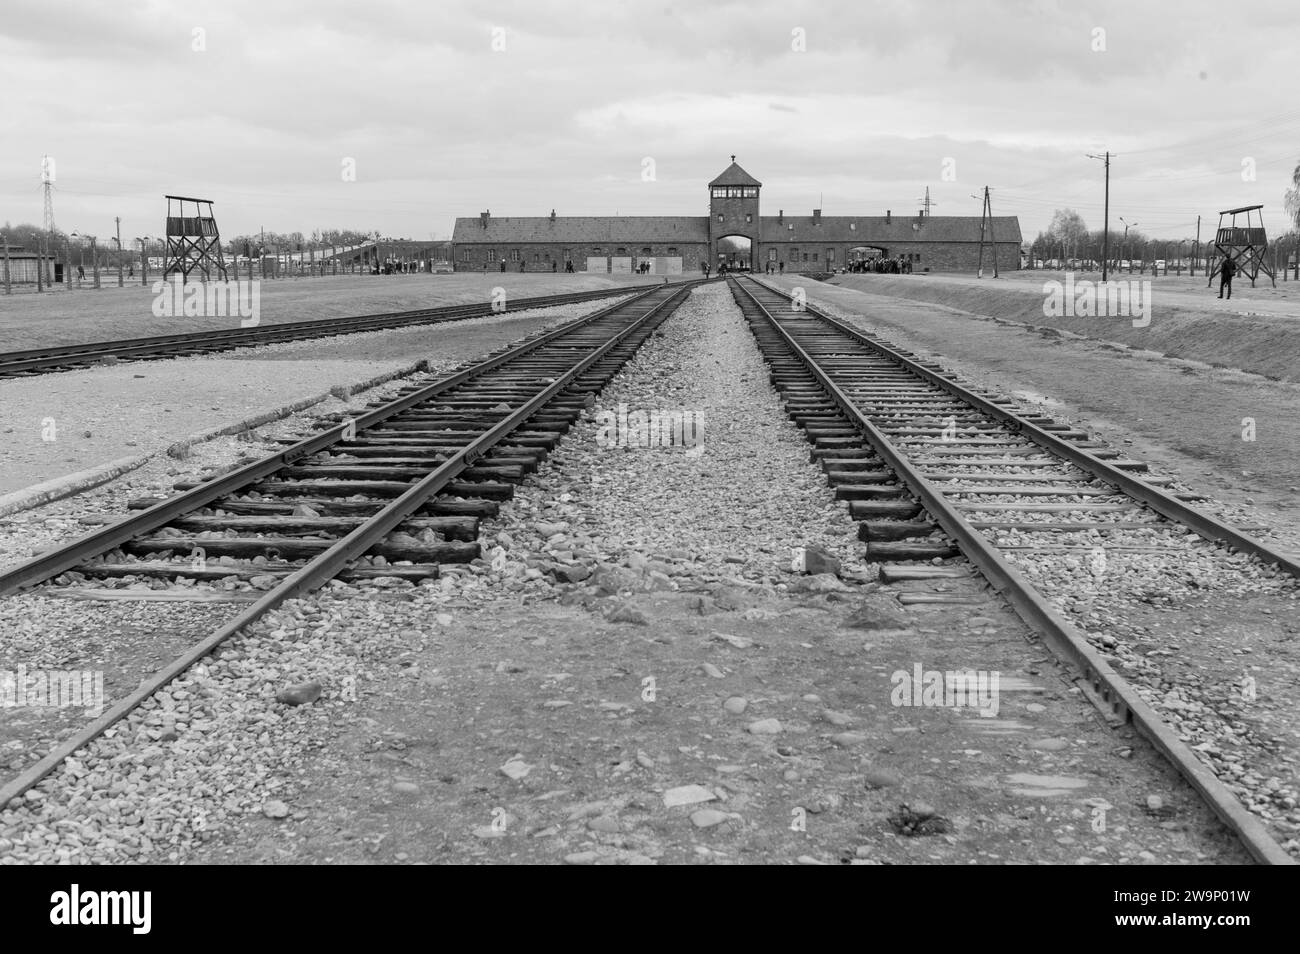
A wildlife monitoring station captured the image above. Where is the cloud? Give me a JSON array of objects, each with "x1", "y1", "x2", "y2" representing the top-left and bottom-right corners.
[{"x1": 1, "y1": 0, "x2": 1297, "y2": 240}]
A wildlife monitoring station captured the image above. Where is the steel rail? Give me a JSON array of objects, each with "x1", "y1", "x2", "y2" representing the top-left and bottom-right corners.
[
  {"x1": 0, "y1": 284, "x2": 674, "y2": 596},
  {"x1": 730, "y1": 276, "x2": 1295, "y2": 866},
  {"x1": 0, "y1": 281, "x2": 696, "y2": 810},
  {"x1": 0, "y1": 284, "x2": 659, "y2": 376}
]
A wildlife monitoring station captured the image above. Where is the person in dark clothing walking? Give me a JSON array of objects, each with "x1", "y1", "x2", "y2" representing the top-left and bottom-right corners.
[{"x1": 1218, "y1": 257, "x2": 1235, "y2": 299}]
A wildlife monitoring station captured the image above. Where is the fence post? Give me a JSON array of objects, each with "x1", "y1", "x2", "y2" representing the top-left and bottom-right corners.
[{"x1": 2, "y1": 236, "x2": 9, "y2": 295}]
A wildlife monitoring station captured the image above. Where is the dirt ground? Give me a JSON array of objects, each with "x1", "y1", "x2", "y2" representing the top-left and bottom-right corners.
[
  {"x1": 0, "y1": 273, "x2": 679, "y2": 351},
  {"x1": 181, "y1": 583, "x2": 1247, "y2": 866},
  {"x1": 0, "y1": 297, "x2": 627, "y2": 495},
  {"x1": 825, "y1": 271, "x2": 1300, "y2": 383},
  {"x1": 877, "y1": 268, "x2": 1300, "y2": 315}
]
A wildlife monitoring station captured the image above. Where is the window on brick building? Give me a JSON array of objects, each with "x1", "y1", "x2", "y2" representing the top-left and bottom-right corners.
[
  {"x1": 826, "y1": 249, "x2": 835, "y2": 262},
  {"x1": 641, "y1": 247, "x2": 651, "y2": 255},
  {"x1": 768, "y1": 249, "x2": 777, "y2": 261},
  {"x1": 790, "y1": 248, "x2": 799, "y2": 260},
  {"x1": 616, "y1": 247, "x2": 626, "y2": 255},
  {"x1": 562, "y1": 248, "x2": 571, "y2": 260},
  {"x1": 510, "y1": 249, "x2": 520, "y2": 261},
  {"x1": 459, "y1": 248, "x2": 470, "y2": 261},
  {"x1": 667, "y1": 247, "x2": 677, "y2": 255}
]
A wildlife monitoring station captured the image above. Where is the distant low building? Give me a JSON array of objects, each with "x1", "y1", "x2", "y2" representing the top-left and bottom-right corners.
[
  {"x1": 451, "y1": 159, "x2": 1022, "y2": 273},
  {"x1": 0, "y1": 245, "x2": 57, "y2": 284}
]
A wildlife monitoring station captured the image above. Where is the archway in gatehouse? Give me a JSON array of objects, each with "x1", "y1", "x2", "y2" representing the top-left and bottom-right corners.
[
  {"x1": 848, "y1": 245, "x2": 889, "y2": 272},
  {"x1": 716, "y1": 235, "x2": 753, "y2": 273}
]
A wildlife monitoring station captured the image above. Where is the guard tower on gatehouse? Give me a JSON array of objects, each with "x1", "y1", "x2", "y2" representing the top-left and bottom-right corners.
[
  {"x1": 708, "y1": 156, "x2": 761, "y2": 270},
  {"x1": 1207, "y1": 204, "x2": 1275, "y2": 288}
]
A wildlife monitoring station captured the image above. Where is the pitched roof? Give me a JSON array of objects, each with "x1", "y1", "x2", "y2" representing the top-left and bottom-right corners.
[
  {"x1": 760, "y1": 215, "x2": 1023, "y2": 244},
  {"x1": 451, "y1": 213, "x2": 1024, "y2": 246},
  {"x1": 452, "y1": 216, "x2": 708, "y2": 245},
  {"x1": 708, "y1": 161, "x2": 762, "y2": 188}
]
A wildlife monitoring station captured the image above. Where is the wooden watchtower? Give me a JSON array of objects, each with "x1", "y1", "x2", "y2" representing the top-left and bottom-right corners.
[
  {"x1": 163, "y1": 195, "x2": 228, "y2": 281},
  {"x1": 1206, "y1": 204, "x2": 1275, "y2": 288}
]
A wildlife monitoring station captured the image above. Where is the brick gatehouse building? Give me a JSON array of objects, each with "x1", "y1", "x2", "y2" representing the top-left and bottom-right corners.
[{"x1": 451, "y1": 158, "x2": 1022, "y2": 274}]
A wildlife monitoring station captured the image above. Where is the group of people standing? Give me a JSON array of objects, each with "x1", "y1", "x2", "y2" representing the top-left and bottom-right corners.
[
  {"x1": 849, "y1": 257, "x2": 912, "y2": 274},
  {"x1": 371, "y1": 260, "x2": 425, "y2": 274}
]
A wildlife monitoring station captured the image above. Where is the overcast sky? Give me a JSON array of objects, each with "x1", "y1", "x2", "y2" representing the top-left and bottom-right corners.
[{"x1": 3, "y1": 0, "x2": 1299, "y2": 245}]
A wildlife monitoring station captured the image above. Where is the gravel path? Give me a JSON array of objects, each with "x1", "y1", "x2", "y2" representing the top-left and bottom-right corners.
[{"x1": 479, "y1": 281, "x2": 866, "y2": 587}]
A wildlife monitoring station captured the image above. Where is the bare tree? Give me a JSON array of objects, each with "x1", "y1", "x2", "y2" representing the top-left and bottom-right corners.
[
  {"x1": 1049, "y1": 208, "x2": 1088, "y2": 263},
  {"x1": 1285, "y1": 159, "x2": 1300, "y2": 230}
]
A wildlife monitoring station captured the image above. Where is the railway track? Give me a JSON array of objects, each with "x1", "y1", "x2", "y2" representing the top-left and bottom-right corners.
[
  {"x1": 0, "y1": 279, "x2": 699, "y2": 808},
  {"x1": 0, "y1": 284, "x2": 659, "y2": 378},
  {"x1": 728, "y1": 274, "x2": 1299, "y2": 865}
]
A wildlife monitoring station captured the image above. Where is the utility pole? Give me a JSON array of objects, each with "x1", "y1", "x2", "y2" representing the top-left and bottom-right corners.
[
  {"x1": 42, "y1": 156, "x2": 56, "y2": 233},
  {"x1": 1192, "y1": 215, "x2": 1200, "y2": 277},
  {"x1": 916, "y1": 186, "x2": 937, "y2": 218},
  {"x1": 41, "y1": 156, "x2": 56, "y2": 287},
  {"x1": 974, "y1": 186, "x2": 999, "y2": 278},
  {"x1": 115, "y1": 217, "x2": 124, "y2": 286},
  {"x1": 1087, "y1": 151, "x2": 1111, "y2": 280},
  {"x1": 1120, "y1": 217, "x2": 1138, "y2": 273}
]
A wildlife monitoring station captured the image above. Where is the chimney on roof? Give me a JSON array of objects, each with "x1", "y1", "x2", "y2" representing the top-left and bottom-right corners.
[
  {"x1": 550, "y1": 209, "x2": 556, "y2": 222},
  {"x1": 886, "y1": 209, "x2": 892, "y2": 224},
  {"x1": 778, "y1": 209, "x2": 783, "y2": 224},
  {"x1": 812, "y1": 209, "x2": 821, "y2": 224},
  {"x1": 480, "y1": 210, "x2": 490, "y2": 228}
]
